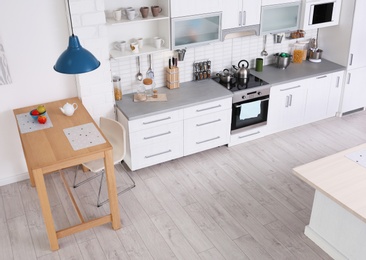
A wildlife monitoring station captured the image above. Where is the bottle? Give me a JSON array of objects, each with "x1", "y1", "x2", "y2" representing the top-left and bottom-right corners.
[{"x1": 113, "y1": 76, "x2": 122, "y2": 101}]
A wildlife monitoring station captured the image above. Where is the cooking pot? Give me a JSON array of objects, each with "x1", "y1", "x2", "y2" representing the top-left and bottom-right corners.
[
  {"x1": 274, "y1": 52, "x2": 291, "y2": 69},
  {"x1": 216, "y1": 69, "x2": 233, "y2": 83},
  {"x1": 232, "y1": 59, "x2": 250, "y2": 83}
]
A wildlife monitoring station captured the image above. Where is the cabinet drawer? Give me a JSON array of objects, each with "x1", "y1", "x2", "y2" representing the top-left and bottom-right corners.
[
  {"x1": 229, "y1": 125, "x2": 267, "y2": 147},
  {"x1": 130, "y1": 121, "x2": 183, "y2": 148},
  {"x1": 129, "y1": 109, "x2": 183, "y2": 132},
  {"x1": 183, "y1": 98, "x2": 232, "y2": 119},
  {"x1": 184, "y1": 109, "x2": 231, "y2": 155},
  {"x1": 130, "y1": 140, "x2": 183, "y2": 171}
]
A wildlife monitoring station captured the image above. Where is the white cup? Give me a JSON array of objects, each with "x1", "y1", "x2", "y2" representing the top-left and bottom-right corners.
[
  {"x1": 127, "y1": 9, "x2": 138, "y2": 20},
  {"x1": 124, "y1": 7, "x2": 133, "y2": 16},
  {"x1": 113, "y1": 9, "x2": 122, "y2": 21},
  {"x1": 137, "y1": 38, "x2": 144, "y2": 49},
  {"x1": 153, "y1": 37, "x2": 165, "y2": 49},
  {"x1": 114, "y1": 41, "x2": 126, "y2": 54},
  {"x1": 130, "y1": 41, "x2": 139, "y2": 53}
]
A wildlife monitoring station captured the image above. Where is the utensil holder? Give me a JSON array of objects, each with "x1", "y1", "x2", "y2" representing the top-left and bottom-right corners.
[{"x1": 166, "y1": 67, "x2": 179, "y2": 89}]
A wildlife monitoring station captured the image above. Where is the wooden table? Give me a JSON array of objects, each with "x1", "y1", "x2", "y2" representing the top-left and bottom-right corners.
[
  {"x1": 293, "y1": 143, "x2": 366, "y2": 259},
  {"x1": 13, "y1": 97, "x2": 121, "y2": 251}
]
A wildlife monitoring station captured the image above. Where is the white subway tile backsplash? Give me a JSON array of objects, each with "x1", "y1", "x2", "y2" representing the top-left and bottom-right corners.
[{"x1": 81, "y1": 12, "x2": 106, "y2": 26}]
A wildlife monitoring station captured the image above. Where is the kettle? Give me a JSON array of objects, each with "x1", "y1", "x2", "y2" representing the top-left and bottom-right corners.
[
  {"x1": 60, "y1": 102, "x2": 78, "y2": 116},
  {"x1": 232, "y1": 59, "x2": 250, "y2": 84}
]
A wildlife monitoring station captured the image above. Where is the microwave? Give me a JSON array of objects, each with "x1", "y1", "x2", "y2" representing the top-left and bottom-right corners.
[{"x1": 301, "y1": 0, "x2": 342, "y2": 30}]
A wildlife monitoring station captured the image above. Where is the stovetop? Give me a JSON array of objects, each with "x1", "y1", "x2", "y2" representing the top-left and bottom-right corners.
[{"x1": 213, "y1": 74, "x2": 269, "y2": 92}]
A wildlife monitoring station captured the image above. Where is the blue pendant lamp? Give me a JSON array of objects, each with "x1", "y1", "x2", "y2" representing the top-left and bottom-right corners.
[{"x1": 54, "y1": 0, "x2": 100, "y2": 74}]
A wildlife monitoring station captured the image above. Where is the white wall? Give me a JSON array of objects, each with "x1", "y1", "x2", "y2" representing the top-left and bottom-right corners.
[{"x1": 0, "y1": 0, "x2": 77, "y2": 185}]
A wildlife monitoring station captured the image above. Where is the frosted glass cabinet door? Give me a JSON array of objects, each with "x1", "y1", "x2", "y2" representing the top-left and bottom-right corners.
[
  {"x1": 171, "y1": 13, "x2": 222, "y2": 49},
  {"x1": 260, "y1": 2, "x2": 300, "y2": 34}
]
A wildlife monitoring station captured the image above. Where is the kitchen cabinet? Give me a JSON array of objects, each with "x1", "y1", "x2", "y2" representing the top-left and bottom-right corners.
[
  {"x1": 303, "y1": 74, "x2": 332, "y2": 124},
  {"x1": 221, "y1": 0, "x2": 261, "y2": 30},
  {"x1": 340, "y1": 67, "x2": 366, "y2": 113},
  {"x1": 117, "y1": 97, "x2": 231, "y2": 171},
  {"x1": 106, "y1": 0, "x2": 171, "y2": 59},
  {"x1": 183, "y1": 98, "x2": 231, "y2": 155},
  {"x1": 326, "y1": 71, "x2": 344, "y2": 117},
  {"x1": 318, "y1": 0, "x2": 366, "y2": 114},
  {"x1": 268, "y1": 79, "x2": 308, "y2": 132},
  {"x1": 229, "y1": 125, "x2": 268, "y2": 147},
  {"x1": 170, "y1": 0, "x2": 222, "y2": 17},
  {"x1": 117, "y1": 109, "x2": 184, "y2": 171}
]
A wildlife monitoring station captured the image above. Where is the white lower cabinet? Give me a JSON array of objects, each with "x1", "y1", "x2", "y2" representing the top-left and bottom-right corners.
[
  {"x1": 327, "y1": 71, "x2": 344, "y2": 117},
  {"x1": 229, "y1": 125, "x2": 267, "y2": 147},
  {"x1": 268, "y1": 79, "x2": 308, "y2": 132},
  {"x1": 340, "y1": 67, "x2": 366, "y2": 113},
  {"x1": 184, "y1": 109, "x2": 231, "y2": 155},
  {"x1": 117, "y1": 98, "x2": 231, "y2": 171}
]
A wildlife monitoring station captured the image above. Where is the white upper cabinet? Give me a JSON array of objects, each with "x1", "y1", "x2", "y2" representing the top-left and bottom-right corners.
[
  {"x1": 170, "y1": 0, "x2": 222, "y2": 17},
  {"x1": 222, "y1": 0, "x2": 261, "y2": 30},
  {"x1": 260, "y1": 1, "x2": 301, "y2": 34}
]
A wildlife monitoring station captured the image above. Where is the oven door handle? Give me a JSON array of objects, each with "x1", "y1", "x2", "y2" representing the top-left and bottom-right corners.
[{"x1": 234, "y1": 98, "x2": 269, "y2": 108}]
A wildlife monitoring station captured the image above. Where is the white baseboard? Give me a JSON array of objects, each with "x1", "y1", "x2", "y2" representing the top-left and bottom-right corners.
[{"x1": 0, "y1": 172, "x2": 29, "y2": 187}]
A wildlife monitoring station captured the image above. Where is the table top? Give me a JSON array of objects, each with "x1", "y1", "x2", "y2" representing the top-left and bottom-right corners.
[
  {"x1": 13, "y1": 97, "x2": 112, "y2": 174},
  {"x1": 293, "y1": 143, "x2": 366, "y2": 222}
]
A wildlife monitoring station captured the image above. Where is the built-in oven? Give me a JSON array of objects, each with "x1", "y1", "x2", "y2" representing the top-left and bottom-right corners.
[
  {"x1": 231, "y1": 89, "x2": 270, "y2": 131},
  {"x1": 301, "y1": 0, "x2": 342, "y2": 30},
  {"x1": 213, "y1": 74, "x2": 270, "y2": 133}
]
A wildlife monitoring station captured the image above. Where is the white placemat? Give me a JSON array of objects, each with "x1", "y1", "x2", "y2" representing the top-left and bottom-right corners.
[
  {"x1": 16, "y1": 112, "x2": 53, "y2": 134},
  {"x1": 345, "y1": 149, "x2": 366, "y2": 169},
  {"x1": 63, "y1": 123, "x2": 106, "y2": 151}
]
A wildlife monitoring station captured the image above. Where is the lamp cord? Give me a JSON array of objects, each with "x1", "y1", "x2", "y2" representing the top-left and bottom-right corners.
[{"x1": 66, "y1": 0, "x2": 74, "y2": 36}]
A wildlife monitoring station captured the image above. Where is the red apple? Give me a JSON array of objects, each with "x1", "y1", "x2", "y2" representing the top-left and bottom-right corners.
[
  {"x1": 38, "y1": 115, "x2": 47, "y2": 124},
  {"x1": 31, "y1": 109, "x2": 40, "y2": 116}
]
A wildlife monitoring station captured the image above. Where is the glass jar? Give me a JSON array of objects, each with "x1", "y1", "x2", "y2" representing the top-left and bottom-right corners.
[
  {"x1": 143, "y1": 78, "x2": 155, "y2": 97},
  {"x1": 292, "y1": 43, "x2": 306, "y2": 64},
  {"x1": 113, "y1": 76, "x2": 122, "y2": 101}
]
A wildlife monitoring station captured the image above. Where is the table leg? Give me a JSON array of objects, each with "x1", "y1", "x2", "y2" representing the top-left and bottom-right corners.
[
  {"x1": 33, "y1": 169, "x2": 59, "y2": 250},
  {"x1": 104, "y1": 149, "x2": 121, "y2": 230}
]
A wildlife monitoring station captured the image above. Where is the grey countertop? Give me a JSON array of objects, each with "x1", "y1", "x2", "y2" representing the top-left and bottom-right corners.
[
  {"x1": 116, "y1": 79, "x2": 233, "y2": 120},
  {"x1": 117, "y1": 59, "x2": 346, "y2": 121},
  {"x1": 251, "y1": 59, "x2": 346, "y2": 86}
]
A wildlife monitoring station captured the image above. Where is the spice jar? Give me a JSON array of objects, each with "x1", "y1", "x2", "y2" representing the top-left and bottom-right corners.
[{"x1": 113, "y1": 76, "x2": 122, "y2": 101}]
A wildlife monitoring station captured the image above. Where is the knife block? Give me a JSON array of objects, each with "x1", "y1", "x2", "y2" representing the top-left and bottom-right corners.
[{"x1": 166, "y1": 67, "x2": 179, "y2": 89}]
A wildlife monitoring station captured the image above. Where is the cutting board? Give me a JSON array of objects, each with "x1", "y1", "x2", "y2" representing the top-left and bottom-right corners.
[{"x1": 133, "y1": 93, "x2": 167, "y2": 102}]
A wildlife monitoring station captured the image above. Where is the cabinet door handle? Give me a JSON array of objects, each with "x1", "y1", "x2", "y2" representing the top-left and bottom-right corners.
[
  {"x1": 280, "y1": 85, "x2": 301, "y2": 91},
  {"x1": 316, "y1": 75, "x2": 327, "y2": 79},
  {"x1": 289, "y1": 94, "x2": 293, "y2": 106},
  {"x1": 349, "y1": 54, "x2": 354, "y2": 66},
  {"x1": 196, "y1": 119, "x2": 221, "y2": 127},
  {"x1": 242, "y1": 11, "x2": 246, "y2": 26},
  {"x1": 239, "y1": 131, "x2": 260, "y2": 139},
  {"x1": 196, "y1": 136, "x2": 220, "y2": 144},
  {"x1": 238, "y1": 11, "x2": 242, "y2": 26},
  {"x1": 143, "y1": 116, "x2": 171, "y2": 125},
  {"x1": 285, "y1": 95, "x2": 290, "y2": 107},
  {"x1": 196, "y1": 104, "x2": 221, "y2": 112},
  {"x1": 145, "y1": 149, "x2": 172, "y2": 159},
  {"x1": 347, "y1": 73, "x2": 351, "y2": 84},
  {"x1": 143, "y1": 131, "x2": 171, "y2": 140},
  {"x1": 336, "y1": 76, "x2": 340, "y2": 88}
]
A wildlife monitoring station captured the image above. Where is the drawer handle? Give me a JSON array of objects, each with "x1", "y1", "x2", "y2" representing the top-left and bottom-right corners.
[
  {"x1": 196, "y1": 136, "x2": 220, "y2": 144},
  {"x1": 196, "y1": 119, "x2": 221, "y2": 127},
  {"x1": 316, "y1": 75, "x2": 327, "y2": 79},
  {"x1": 280, "y1": 85, "x2": 300, "y2": 91},
  {"x1": 145, "y1": 149, "x2": 172, "y2": 159},
  {"x1": 196, "y1": 104, "x2": 221, "y2": 112},
  {"x1": 336, "y1": 76, "x2": 340, "y2": 88},
  {"x1": 144, "y1": 131, "x2": 171, "y2": 140},
  {"x1": 143, "y1": 117, "x2": 171, "y2": 125},
  {"x1": 239, "y1": 131, "x2": 260, "y2": 139}
]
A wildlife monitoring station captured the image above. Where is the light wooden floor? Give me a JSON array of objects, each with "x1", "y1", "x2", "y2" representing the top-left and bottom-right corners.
[{"x1": 2, "y1": 110, "x2": 366, "y2": 260}]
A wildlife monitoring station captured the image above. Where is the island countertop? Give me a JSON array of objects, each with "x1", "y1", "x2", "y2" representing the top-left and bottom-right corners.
[
  {"x1": 116, "y1": 79, "x2": 233, "y2": 120},
  {"x1": 293, "y1": 143, "x2": 366, "y2": 223}
]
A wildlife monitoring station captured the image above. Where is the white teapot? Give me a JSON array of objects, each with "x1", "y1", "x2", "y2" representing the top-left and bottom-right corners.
[{"x1": 60, "y1": 102, "x2": 78, "y2": 116}]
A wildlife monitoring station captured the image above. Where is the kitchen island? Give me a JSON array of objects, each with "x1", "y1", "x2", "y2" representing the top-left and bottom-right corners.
[{"x1": 293, "y1": 144, "x2": 366, "y2": 260}]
